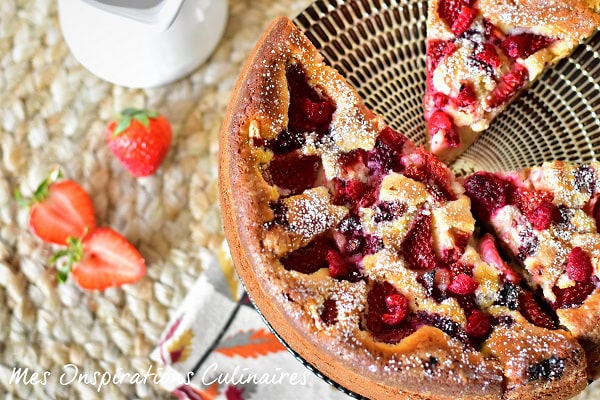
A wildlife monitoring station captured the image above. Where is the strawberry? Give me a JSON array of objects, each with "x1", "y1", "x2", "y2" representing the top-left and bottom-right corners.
[
  {"x1": 279, "y1": 236, "x2": 331, "y2": 274},
  {"x1": 479, "y1": 233, "x2": 522, "y2": 283},
  {"x1": 500, "y1": 33, "x2": 555, "y2": 60},
  {"x1": 566, "y1": 247, "x2": 593, "y2": 282},
  {"x1": 518, "y1": 290, "x2": 557, "y2": 330},
  {"x1": 52, "y1": 228, "x2": 146, "y2": 290},
  {"x1": 401, "y1": 212, "x2": 438, "y2": 271},
  {"x1": 106, "y1": 108, "x2": 172, "y2": 177},
  {"x1": 448, "y1": 273, "x2": 479, "y2": 295},
  {"x1": 16, "y1": 169, "x2": 96, "y2": 245},
  {"x1": 267, "y1": 153, "x2": 321, "y2": 196},
  {"x1": 486, "y1": 64, "x2": 529, "y2": 109}
]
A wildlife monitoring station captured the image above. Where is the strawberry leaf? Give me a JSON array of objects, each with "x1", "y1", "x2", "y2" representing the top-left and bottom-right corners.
[
  {"x1": 121, "y1": 108, "x2": 139, "y2": 116},
  {"x1": 15, "y1": 167, "x2": 63, "y2": 207},
  {"x1": 50, "y1": 237, "x2": 83, "y2": 284},
  {"x1": 134, "y1": 114, "x2": 149, "y2": 128},
  {"x1": 114, "y1": 116, "x2": 132, "y2": 136}
]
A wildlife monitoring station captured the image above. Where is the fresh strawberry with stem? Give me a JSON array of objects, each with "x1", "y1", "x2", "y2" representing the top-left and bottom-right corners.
[
  {"x1": 51, "y1": 227, "x2": 146, "y2": 290},
  {"x1": 106, "y1": 108, "x2": 172, "y2": 177},
  {"x1": 15, "y1": 168, "x2": 96, "y2": 245}
]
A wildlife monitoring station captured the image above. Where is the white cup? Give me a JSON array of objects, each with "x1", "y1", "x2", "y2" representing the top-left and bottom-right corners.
[{"x1": 58, "y1": 0, "x2": 229, "y2": 88}]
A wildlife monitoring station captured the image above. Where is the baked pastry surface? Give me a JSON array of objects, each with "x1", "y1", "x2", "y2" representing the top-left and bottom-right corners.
[
  {"x1": 220, "y1": 17, "x2": 592, "y2": 399},
  {"x1": 424, "y1": 0, "x2": 600, "y2": 162}
]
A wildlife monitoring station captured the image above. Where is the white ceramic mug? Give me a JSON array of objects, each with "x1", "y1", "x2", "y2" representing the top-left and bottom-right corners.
[{"x1": 58, "y1": 0, "x2": 228, "y2": 88}]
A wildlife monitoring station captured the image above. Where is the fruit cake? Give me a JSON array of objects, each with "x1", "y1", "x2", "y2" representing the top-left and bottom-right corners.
[
  {"x1": 465, "y1": 162, "x2": 600, "y2": 379},
  {"x1": 424, "y1": 0, "x2": 600, "y2": 162},
  {"x1": 220, "y1": 17, "x2": 590, "y2": 399}
]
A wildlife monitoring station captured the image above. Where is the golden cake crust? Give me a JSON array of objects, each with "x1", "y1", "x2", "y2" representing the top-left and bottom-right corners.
[{"x1": 220, "y1": 17, "x2": 589, "y2": 399}]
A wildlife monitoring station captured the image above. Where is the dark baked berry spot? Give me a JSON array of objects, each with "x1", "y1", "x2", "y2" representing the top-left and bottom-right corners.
[
  {"x1": 265, "y1": 129, "x2": 305, "y2": 154},
  {"x1": 573, "y1": 165, "x2": 596, "y2": 195},
  {"x1": 593, "y1": 200, "x2": 600, "y2": 233},
  {"x1": 517, "y1": 228, "x2": 539, "y2": 261},
  {"x1": 373, "y1": 201, "x2": 408, "y2": 223},
  {"x1": 496, "y1": 282, "x2": 520, "y2": 311},
  {"x1": 266, "y1": 153, "x2": 321, "y2": 196},
  {"x1": 464, "y1": 172, "x2": 509, "y2": 220},
  {"x1": 319, "y1": 299, "x2": 338, "y2": 326},
  {"x1": 491, "y1": 315, "x2": 515, "y2": 328},
  {"x1": 264, "y1": 201, "x2": 289, "y2": 229},
  {"x1": 527, "y1": 355, "x2": 565, "y2": 382},
  {"x1": 280, "y1": 236, "x2": 332, "y2": 274},
  {"x1": 414, "y1": 312, "x2": 468, "y2": 344}
]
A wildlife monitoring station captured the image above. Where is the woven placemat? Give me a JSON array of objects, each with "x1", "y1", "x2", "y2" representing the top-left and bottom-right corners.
[
  {"x1": 0, "y1": 1, "x2": 312, "y2": 399},
  {"x1": 1, "y1": 1, "x2": 599, "y2": 399}
]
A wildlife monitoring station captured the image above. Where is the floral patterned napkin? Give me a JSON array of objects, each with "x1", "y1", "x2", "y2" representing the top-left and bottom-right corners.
[{"x1": 150, "y1": 247, "x2": 350, "y2": 400}]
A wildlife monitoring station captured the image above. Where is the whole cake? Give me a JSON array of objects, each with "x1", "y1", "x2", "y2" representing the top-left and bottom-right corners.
[
  {"x1": 424, "y1": 0, "x2": 600, "y2": 162},
  {"x1": 219, "y1": 17, "x2": 597, "y2": 399}
]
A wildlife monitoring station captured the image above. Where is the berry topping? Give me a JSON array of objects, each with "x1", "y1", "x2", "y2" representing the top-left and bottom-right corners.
[
  {"x1": 465, "y1": 310, "x2": 491, "y2": 339},
  {"x1": 527, "y1": 356, "x2": 565, "y2": 382},
  {"x1": 573, "y1": 165, "x2": 596, "y2": 195},
  {"x1": 382, "y1": 294, "x2": 410, "y2": 326},
  {"x1": 486, "y1": 63, "x2": 529, "y2": 109},
  {"x1": 496, "y1": 282, "x2": 521, "y2": 310},
  {"x1": 265, "y1": 201, "x2": 289, "y2": 229},
  {"x1": 265, "y1": 129, "x2": 305, "y2": 154},
  {"x1": 437, "y1": 0, "x2": 477, "y2": 36},
  {"x1": 518, "y1": 290, "x2": 557, "y2": 330},
  {"x1": 370, "y1": 127, "x2": 409, "y2": 173},
  {"x1": 338, "y1": 149, "x2": 368, "y2": 173},
  {"x1": 414, "y1": 312, "x2": 468, "y2": 344},
  {"x1": 401, "y1": 212, "x2": 438, "y2": 271},
  {"x1": 320, "y1": 299, "x2": 338, "y2": 326},
  {"x1": 337, "y1": 215, "x2": 362, "y2": 235},
  {"x1": 332, "y1": 178, "x2": 368, "y2": 205},
  {"x1": 366, "y1": 282, "x2": 414, "y2": 343},
  {"x1": 432, "y1": 92, "x2": 449, "y2": 108},
  {"x1": 427, "y1": 40, "x2": 458, "y2": 72},
  {"x1": 326, "y1": 249, "x2": 350, "y2": 279},
  {"x1": 454, "y1": 82, "x2": 478, "y2": 109},
  {"x1": 402, "y1": 149, "x2": 456, "y2": 200},
  {"x1": 500, "y1": 33, "x2": 555, "y2": 60},
  {"x1": 528, "y1": 201, "x2": 560, "y2": 230},
  {"x1": 553, "y1": 279, "x2": 597, "y2": 309},
  {"x1": 428, "y1": 110, "x2": 459, "y2": 149},
  {"x1": 448, "y1": 273, "x2": 479, "y2": 295},
  {"x1": 566, "y1": 247, "x2": 594, "y2": 282},
  {"x1": 280, "y1": 236, "x2": 331, "y2": 274},
  {"x1": 286, "y1": 64, "x2": 335, "y2": 135},
  {"x1": 464, "y1": 172, "x2": 509, "y2": 220},
  {"x1": 517, "y1": 228, "x2": 540, "y2": 261},
  {"x1": 266, "y1": 153, "x2": 321, "y2": 196},
  {"x1": 474, "y1": 43, "x2": 501, "y2": 70},
  {"x1": 373, "y1": 201, "x2": 408, "y2": 223}
]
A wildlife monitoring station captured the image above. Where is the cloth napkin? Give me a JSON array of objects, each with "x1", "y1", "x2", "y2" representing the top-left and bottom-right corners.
[{"x1": 150, "y1": 247, "x2": 351, "y2": 400}]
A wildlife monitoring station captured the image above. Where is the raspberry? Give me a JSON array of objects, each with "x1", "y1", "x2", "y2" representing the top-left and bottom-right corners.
[
  {"x1": 509, "y1": 187, "x2": 554, "y2": 219},
  {"x1": 448, "y1": 273, "x2": 479, "y2": 295},
  {"x1": 402, "y1": 149, "x2": 456, "y2": 201},
  {"x1": 428, "y1": 110, "x2": 459, "y2": 148},
  {"x1": 437, "y1": 0, "x2": 477, "y2": 36},
  {"x1": 553, "y1": 279, "x2": 597, "y2": 309},
  {"x1": 427, "y1": 40, "x2": 458, "y2": 72},
  {"x1": 326, "y1": 249, "x2": 349, "y2": 279},
  {"x1": 528, "y1": 201, "x2": 560, "y2": 230},
  {"x1": 382, "y1": 294, "x2": 409, "y2": 326},
  {"x1": 331, "y1": 178, "x2": 367, "y2": 205},
  {"x1": 450, "y1": 5, "x2": 476, "y2": 36},
  {"x1": 566, "y1": 247, "x2": 593, "y2": 282},
  {"x1": 280, "y1": 236, "x2": 331, "y2": 274},
  {"x1": 518, "y1": 290, "x2": 557, "y2": 330},
  {"x1": 486, "y1": 63, "x2": 529, "y2": 109},
  {"x1": 433, "y1": 92, "x2": 449, "y2": 108},
  {"x1": 365, "y1": 282, "x2": 415, "y2": 343},
  {"x1": 286, "y1": 64, "x2": 335, "y2": 134},
  {"x1": 465, "y1": 310, "x2": 491, "y2": 339},
  {"x1": 464, "y1": 172, "x2": 510, "y2": 220},
  {"x1": 454, "y1": 82, "x2": 478, "y2": 108},
  {"x1": 474, "y1": 43, "x2": 501, "y2": 70},
  {"x1": 266, "y1": 153, "x2": 321, "y2": 196},
  {"x1": 319, "y1": 299, "x2": 338, "y2": 326},
  {"x1": 401, "y1": 212, "x2": 438, "y2": 271},
  {"x1": 500, "y1": 33, "x2": 555, "y2": 60},
  {"x1": 370, "y1": 127, "x2": 409, "y2": 173},
  {"x1": 338, "y1": 149, "x2": 368, "y2": 173}
]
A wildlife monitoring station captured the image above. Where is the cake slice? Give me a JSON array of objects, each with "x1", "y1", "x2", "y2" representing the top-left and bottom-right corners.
[
  {"x1": 220, "y1": 17, "x2": 589, "y2": 399},
  {"x1": 424, "y1": 0, "x2": 600, "y2": 162},
  {"x1": 465, "y1": 161, "x2": 600, "y2": 378}
]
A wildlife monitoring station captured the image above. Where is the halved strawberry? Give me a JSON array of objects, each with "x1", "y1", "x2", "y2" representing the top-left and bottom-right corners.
[
  {"x1": 17, "y1": 170, "x2": 96, "y2": 245},
  {"x1": 266, "y1": 152, "x2": 321, "y2": 196},
  {"x1": 500, "y1": 33, "x2": 555, "y2": 60},
  {"x1": 52, "y1": 228, "x2": 146, "y2": 290},
  {"x1": 486, "y1": 63, "x2": 529, "y2": 109},
  {"x1": 479, "y1": 233, "x2": 521, "y2": 283},
  {"x1": 401, "y1": 212, "x2": 438, "y2": 271}
]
